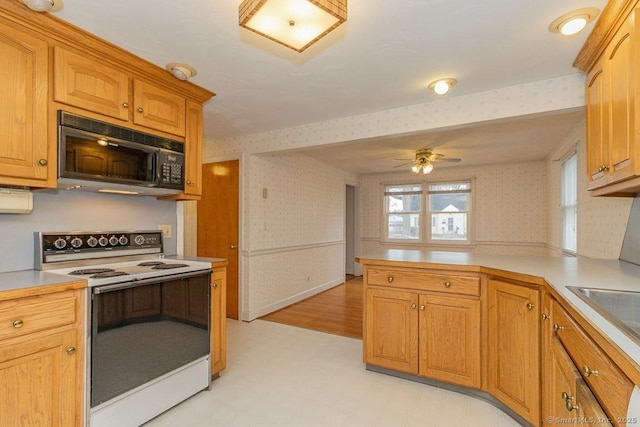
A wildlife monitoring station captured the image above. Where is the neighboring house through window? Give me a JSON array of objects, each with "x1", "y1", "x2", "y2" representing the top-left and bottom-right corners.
[{"x1": 384, "y1": 180, "x2": 472, "y2": 244}]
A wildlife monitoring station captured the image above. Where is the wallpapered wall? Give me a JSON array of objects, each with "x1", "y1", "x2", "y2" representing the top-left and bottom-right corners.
[
  {"x1": 240, "y1": 153, "x2": 356, "y2": 319},
  {"x1": 203, "y1": 74, "x2": 607, "y2": 320},
  {"x1": 358, "y1": 161, "x2": 548, "y2": 256},
  {"x1": 545, "y1": 120, "x2": 632, "y2": 259}
]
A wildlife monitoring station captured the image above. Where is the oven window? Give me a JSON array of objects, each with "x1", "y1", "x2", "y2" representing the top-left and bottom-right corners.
[{"x1": 91, "y1": 273, "x2": 210, "y2": 407}]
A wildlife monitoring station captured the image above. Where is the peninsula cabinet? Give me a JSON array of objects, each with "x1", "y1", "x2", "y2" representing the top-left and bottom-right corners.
[
  {"x1": 487, "y1": 278, "x2": 540, "y2": 426},
  {"x1": 0, "y1": 19, "x2": 52, "y2": 188},
  {"x1": 0, "y1": 286, "x2": 85, "y2": 426},
  {"x1": 551, "y1": 298, "x2": 634, "y2": 426},
  {"x1": 364, "y1": 267, "x2": 481, "y2": 389}
]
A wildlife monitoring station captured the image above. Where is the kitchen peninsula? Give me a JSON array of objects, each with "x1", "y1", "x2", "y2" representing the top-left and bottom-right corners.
[{"x1": 357, "y1": 250, "x2": 640, "y2": 427}]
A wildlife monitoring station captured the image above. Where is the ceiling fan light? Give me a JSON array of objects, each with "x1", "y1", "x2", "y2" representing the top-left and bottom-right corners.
[
  {"x1": 411, "y1": 165, "x2": 420, "y2": 173},
  {"x1": 22, "y1": 0, "x2": 54, "y2": 12},
  {"x1": 423, "y1": 163, "x2": 434, "y2": 174}
]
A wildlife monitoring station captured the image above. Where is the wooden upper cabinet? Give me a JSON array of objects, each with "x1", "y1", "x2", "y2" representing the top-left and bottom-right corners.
[
  {"x1": 54, "y1": 48, "x2": 187, "y2": 137},
  {"x1": 0, "y1": 21, "x2": 50, "y2": 186},
  {"x1": 54, "y1": 47, "x2": 130, "y2": 122},
  {"x1": 133, "y1": 80, "x2": 186, "y2": 137},
  {"x1": 580, "y1": 5, "x2": 640, "y2": 195}
]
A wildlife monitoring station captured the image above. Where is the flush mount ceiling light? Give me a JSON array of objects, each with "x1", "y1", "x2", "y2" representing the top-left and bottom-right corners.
[
  {"x1": 165, "y1": 63, "x2": 197, "y2": 81},
  {"x1": 22, "y1": 0, "x2": 54, "y2": 12},
  {"x1": 239, "y1": 0, "x2": 348, "y2": 52},
  {"x1": 549, "y1": 8, "x2": 600, "y2": 36},
  {"x1": 428, "y1": 78, "x2": 457, "y2": 95}
]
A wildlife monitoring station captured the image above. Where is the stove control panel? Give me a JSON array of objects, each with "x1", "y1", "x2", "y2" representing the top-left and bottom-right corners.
[{"x1": 35, "y1": 230, "x2": 164, "y2": 268}]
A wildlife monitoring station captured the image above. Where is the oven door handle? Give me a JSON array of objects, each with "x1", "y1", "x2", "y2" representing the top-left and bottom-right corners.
[{"x1": 93, "y1": 269, "x2": 212, "y2": 294}]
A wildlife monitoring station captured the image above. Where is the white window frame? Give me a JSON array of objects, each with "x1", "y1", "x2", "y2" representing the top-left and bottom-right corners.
[
  {"x1": 427, "y1": 181, "x2": 472, "y2": 245},
  {"x1": 561, "y1": 152, "x2": 578, "y2": 254},
  {"x1": 383, "y1": 184, "x2": 422, "y2": 241},
  {"x1": 382, "y1": 180, "x2": 473, "y2": 246}
]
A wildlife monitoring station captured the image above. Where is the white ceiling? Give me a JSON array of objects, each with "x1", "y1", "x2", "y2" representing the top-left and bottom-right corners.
[{"x1": 52, "y1": 0, "x2": 606, "y2": 174}]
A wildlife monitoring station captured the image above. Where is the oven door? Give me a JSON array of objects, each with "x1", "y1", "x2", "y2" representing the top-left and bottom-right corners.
[{"x1": 90, "y1": 271, "x2": 211, "y2": 407}]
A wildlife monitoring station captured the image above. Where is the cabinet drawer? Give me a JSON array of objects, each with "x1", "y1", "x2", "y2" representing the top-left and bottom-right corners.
[
  {"x1": 367, "y1": 268, "x2": 480, "y2": 296},
  {"x1": 552, "y1": 303, "x2": 633, "y2": 424},
  {"x1": 0, "y1": 292, "x2": 78, "y2": 340}
]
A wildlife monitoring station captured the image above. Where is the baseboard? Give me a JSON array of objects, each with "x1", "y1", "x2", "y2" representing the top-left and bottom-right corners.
[{"x1": 246, "y1": 277, "x2": 344, "y2": 320}]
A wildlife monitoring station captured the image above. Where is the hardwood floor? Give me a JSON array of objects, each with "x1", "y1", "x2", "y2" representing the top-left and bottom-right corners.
[{"x1": 260, "y1": 275, "x2": 363, "y2": 339}]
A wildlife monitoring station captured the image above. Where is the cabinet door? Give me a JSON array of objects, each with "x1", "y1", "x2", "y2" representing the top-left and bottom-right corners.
[
  {"x1": 133, "y1": 80, "x2": 186, "y2": 136},
  {"x1": 576, "y1": 379, "x2": 612, "y2": 427},
  {"x1": 606, "y1": 15, "x2": 635, "y2": 184},
  {"x1": 0, "y1": 22, "x2": 49, "y2": 184},
  {"x1": 418, "y1": 294, "x2": 480, "y2": 388},
  {"x1": 365, "y1": 288, "x2": 419, "y2": 374},
  {"x1": 184, "y1": 100, "x2": 203, "y2": 196},
  {"x1": 586, "y1": 60, "x2": 608, "y2": 189},
  {"x1": 54, "y1": 47, "x2": 130, "y2": 121},
  {"x1": 546, "y1": 338, "x2": 581, "y2": 426},
  {"x1": 211, "y1": 266, "x2": 227, "y2": 375},
  {"x1": 0, "y1": 329, "x2": 79, "y2": 426},
  {"x1": 488, "y1": 279, "x2": 540, "y2": 426}
]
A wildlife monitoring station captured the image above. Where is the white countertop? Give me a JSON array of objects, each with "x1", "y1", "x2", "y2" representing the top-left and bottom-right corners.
[{"x1": 357, "y1": 249, "x2": 640, "y2": 368}]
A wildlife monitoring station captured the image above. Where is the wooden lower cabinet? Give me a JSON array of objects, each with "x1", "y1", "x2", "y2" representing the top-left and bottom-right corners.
[
  {"x1": 365, "y1": 286, "x2": 481, "y2": 388},
  {"x1": 0, "y1": 287, "x2": 85, "y2": 426},
  {"x1": 487, "y1": 279, "x2": 540, "y2": 426},
  {"x1": 211, "y1": 263, "x2": 227, "y2": 376}
]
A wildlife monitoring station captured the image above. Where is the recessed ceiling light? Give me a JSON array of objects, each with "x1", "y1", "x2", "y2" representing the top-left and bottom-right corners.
[
  {"x1": 428, "y1": 78, "x2": 457, "y2": 95},
  {"x1": 165, "y1": 63, "x2": 198, "y2": 81},
  {"x1": 22, "y1": 0, "x2": 54, "y2": 12},
  {"x1": 549, "y1": 8, "x2": 600, "y2": 36}
]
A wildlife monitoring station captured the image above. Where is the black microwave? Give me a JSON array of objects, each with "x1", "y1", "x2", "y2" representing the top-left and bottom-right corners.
[{"x1": 57, "y1": 111, "x2": 185, "y2": 195}]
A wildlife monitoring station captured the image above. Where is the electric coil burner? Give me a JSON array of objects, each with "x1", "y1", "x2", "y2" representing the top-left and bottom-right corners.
[{"x1": 34, "y1": 230, "x2": 213, "y2": 427}]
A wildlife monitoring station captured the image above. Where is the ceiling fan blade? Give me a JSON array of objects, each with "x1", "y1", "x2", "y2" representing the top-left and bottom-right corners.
[
  {"x1": 393, "y1": 162, "x2": 412, "y2": 168},
  {"x1": 393, "y1": 158, "x2": 413, "y2": 161},
  {"x1": 433, "y1": 158, "x2": 462, "y2": 162}
]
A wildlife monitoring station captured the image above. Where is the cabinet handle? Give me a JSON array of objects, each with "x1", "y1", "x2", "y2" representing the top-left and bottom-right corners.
[
  {"x1": 137, "y1": 107, "x2": 144, "y2": 113},
  {"x1": 561, "y1": 391, "x2": 579, "y2": 412},
  {"x1": 526, "y1": 302, "x2": 535, "y2": 310},
  {"x1": 553, "y1": 323, "x2": 564, "y2": 333},
  {"x1": 38, "y1": 159, "x2": 48, "y2": 166},
  {"x1": 211, "y1": 283, "x2": 218, "y2": 289},
  {"x1": 230, "y1": 245, "x2": 238, "y2": 249},
  {"x1": 12, "y1": 319, "x2": 23, "y2": 328},
  {"x1": 541, "y1": 313, "x2": 550, "y2": 320},
  {"x1": 186, "y1": 180, "x2": 192, "y2": 185},
  {"x1": 122, "y1": 102, "x2": 129, "y2": 108},
  {"x1": 66, "y1": 347, "x2": 76, "y2": 355},
  {"x1": 582, "y1": 365, "x2": 599, "y2": 377},
  {"x1": 419, "y1": 305, "x2": 425, "y2": 311},
  {"x1": 444, "y1": 281, "x2": 451, "y2": 288},
  {"x1": 410, "y1": 303, "x2": 416, "y2": 309},
  {"x1": 387, "y1": 276, "x2": 394, "y2": 283}
]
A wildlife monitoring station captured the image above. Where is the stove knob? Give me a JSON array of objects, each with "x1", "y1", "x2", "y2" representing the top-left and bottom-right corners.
[
  {"x1": 98, "y1": 236, "x2": 108, "y2": 247},
  {"x1": 133, "y1": 234, "x2": 146, "y2": 246},
  {"x1": 119, "y1": 235, "x2": 129, "y2": 245},
  {"x1": 87, "y1": 236, "x2": 98, "y2": 247},
  {"x1": 70, "y1": 237, "x2": 83, "y2": 248},
  {"x1": 109, "y1": 236, "x2": 119, "y2": 246},
  {"x1": 54, "y1": 238, "x2": 67, "y2": 250}
]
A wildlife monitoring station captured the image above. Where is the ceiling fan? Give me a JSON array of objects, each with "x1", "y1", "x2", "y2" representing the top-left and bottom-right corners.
[{"x1": 394, "y1": 148, "x2": 462, "y2": 174}]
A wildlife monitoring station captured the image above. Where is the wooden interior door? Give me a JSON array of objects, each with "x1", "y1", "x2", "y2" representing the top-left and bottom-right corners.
[{"x1": 197, "y1": 160, "x2": 239, "y2": 319}]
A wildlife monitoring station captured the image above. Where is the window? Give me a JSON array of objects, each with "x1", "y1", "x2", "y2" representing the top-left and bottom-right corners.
[
  {"x1": 384, "y1": 180, "x2": 472, "y2": 244},
  {"x1": 384, "y1": 184, "x2": 421, "y2": 240},
  {"x1": 428, "y1": 181, "x2": 471, "y2": 243},
  {"x1": 562, "y1": 153, "x2": 577, "y2": 253}
]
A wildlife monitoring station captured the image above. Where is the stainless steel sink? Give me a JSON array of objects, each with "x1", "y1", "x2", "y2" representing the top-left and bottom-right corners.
[{"x1": 568, "y1": 286, "x2": 640, "y2": 345}]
